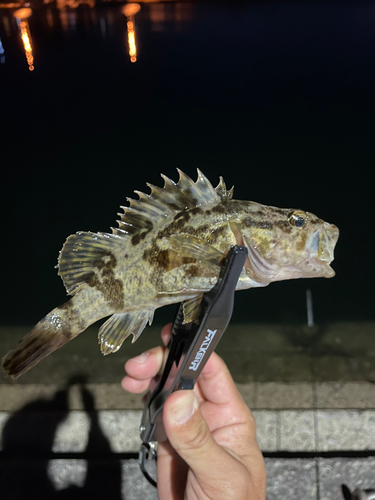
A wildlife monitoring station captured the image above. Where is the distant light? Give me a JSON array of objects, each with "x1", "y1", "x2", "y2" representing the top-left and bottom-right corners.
[
  {"x1": 0, "y1": 3, "x2": 21, "y2": 8},
  {"x1": 127, "y1": 21, "x2": 137, "y2": 61},
  {"x1": 19, "y1": 20, "x2": 34, "y2": 71},
  {"x1": 122, "y1": 3, "x2": 141, "y2": 17},
  {"x1": 13, "y1": 7, "x2": 32, "y2": 19},
  {"x1": 21, "y1": 27, "x2": 32, "y2": 52},
  {"x1": 122, "y1": 4, "x2": 140, "y2": 63}
]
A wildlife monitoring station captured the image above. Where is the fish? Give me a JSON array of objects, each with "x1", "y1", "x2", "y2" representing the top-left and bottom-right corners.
[{"x1": 2, "y1": 169, "x2": 339, "y2": 378}]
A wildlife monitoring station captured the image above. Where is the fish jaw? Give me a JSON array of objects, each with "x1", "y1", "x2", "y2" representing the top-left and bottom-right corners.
[
  {"x1": 237, "y1": 216, "x2": 339, "y2": 285},
  {"x1": 306, "y1": 222, "x2": 339, "y2": 278}
]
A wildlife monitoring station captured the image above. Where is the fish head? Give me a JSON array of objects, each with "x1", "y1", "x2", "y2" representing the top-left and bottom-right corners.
[{"x1": 233, "y1": 206, "x2": 339, "y2": 285}]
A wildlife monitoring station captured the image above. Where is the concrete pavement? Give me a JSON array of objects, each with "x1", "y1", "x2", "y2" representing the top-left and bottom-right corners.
[{"x1": 1, "y1": 322, "x2": 375, "y2": 498}]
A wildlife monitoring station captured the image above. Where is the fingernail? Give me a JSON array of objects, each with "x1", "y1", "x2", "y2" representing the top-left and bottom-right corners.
[
  {"x1": 132, "y1": 351, "x2": 150, "y2": 364},
  {"x1": 172, "y1": 392, "x2": 198, "y2": 425}
]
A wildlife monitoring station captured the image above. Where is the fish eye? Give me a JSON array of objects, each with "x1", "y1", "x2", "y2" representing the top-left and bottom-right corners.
[{"x1": 289, "y1": 211, "x2": 307, "y2": 228}]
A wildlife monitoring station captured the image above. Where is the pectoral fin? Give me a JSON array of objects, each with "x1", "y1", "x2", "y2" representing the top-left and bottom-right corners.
[
  {"x1": 98, "y1": 310, "x2": 154, "y2": 355},
  {"x1": 169, "y1": 233, "x2": 224, "y2": 273}
]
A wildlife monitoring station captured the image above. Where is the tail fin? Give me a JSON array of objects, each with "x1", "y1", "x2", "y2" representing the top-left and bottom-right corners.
[{"x1": 2, "y1": 304, "x2": 79, "y2": 379}]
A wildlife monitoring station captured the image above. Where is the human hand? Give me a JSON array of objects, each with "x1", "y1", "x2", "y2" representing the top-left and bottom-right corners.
[{"x1": 122, "y1": 324, "x2": 266, "y2": 500}]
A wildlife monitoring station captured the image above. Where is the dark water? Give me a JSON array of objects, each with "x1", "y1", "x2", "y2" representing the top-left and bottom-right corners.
[{"x1": 1, "y1": 0, "x2": 374, "y2": 326}]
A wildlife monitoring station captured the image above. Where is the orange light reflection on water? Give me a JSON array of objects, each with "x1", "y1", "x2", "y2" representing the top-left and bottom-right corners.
[
  {"x1": 127, "y1": 20, "x2": 136, "y2": 62},
  {"x1": 122, "y1": 3, "x2": 140, "y2": 63},
  {"x1": 13, "y1": 8, "x2": 35, "y2": 71},
  {"x1": 19, "y1": 21, "x2": 34, "y2": 71}
]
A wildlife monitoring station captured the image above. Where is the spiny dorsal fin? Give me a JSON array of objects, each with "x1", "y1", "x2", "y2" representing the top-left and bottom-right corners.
[
  {"x1": 58, "y1": 231, "x2": 124, "y2": 295},
  {"x1": 98, "y1": 310, "x2": 154, "y2": 355},
  {"x1": 215, "y1": 176, "x2": 234, "y2": 200},
  {"x1": 112, "y1": 169, "x2": 229, "y2": 237}
]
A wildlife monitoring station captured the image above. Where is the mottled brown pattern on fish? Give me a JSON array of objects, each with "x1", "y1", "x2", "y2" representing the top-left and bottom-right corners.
[
  {"x1": 2, "y1": 169, "x2": 339, "y2": 379},
  {"x1": 242, "y1": 217, "x2": 274, "y2": 230},
  {"x1": 131, "y1": 227, "x2": 153, "y2": 246},
  {"x1": 296, "y1": 231, "x2": 308, "y2": 251},
  {"x1": 274, "y1": 220, "x2": 292, "y2": 233},
  {"x1": 70, "y1": 250, "x2": 125, "y2": 311},
  {"x1": 157, "y1": 218, "x2": 210, "y2": 240},
  {"x1": 211, "y1": 204, "x2": 227, "y2": 214},
  {"x1": 143, "y1": 244, "x2": 196, "y2": 272},
  {"x1": 57, "y1": 301, "x2": 79, "y2": 338},
  {"x1": 190, "y1": 207, "x2": 204, "y2": 216},
  {"x1": 86, "y1": 272, "x2": 124, "y2": 311},
  {"x1": 173, "y1": 210, "x2": 191, "y2": 223},
  {"x1": 309, "y1": 218, "x2": 323, "y2": 225},
  {"x1": 157, "y1": 218, "x2": 186, "y2": 239},
  {"x1": 183, "y1": 264, "x2": 202, "y2": 279}
]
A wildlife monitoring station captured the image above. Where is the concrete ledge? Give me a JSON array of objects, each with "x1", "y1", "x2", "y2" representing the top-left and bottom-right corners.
[
  {"x1": 2, "y1": 409, "x2": 375, "y2": 453},
  {"x1": 255, "y1": 382, "x2": 314, "y2": 409},
  {"x1": 2, "y1": 322, "x2": 375, "y2": 386},
  {"x1": 2, "y1": 381, "x2": 375, "y2": 411},
  {"x1": 2, "y1": 458, "x2": 374, "y2": 499},
  {"x1": 316, "y1": 382, "x2": 375, "y2": 409}
]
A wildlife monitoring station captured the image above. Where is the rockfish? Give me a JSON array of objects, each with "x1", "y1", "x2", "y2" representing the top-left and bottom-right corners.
[{"x1": 3, "y1": 170, "x2": 339, "y2": 378}]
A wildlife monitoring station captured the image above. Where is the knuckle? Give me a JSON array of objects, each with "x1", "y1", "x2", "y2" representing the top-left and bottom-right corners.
[{"x1": 247, "y1": 411, "x2": 257, "y2": 433}]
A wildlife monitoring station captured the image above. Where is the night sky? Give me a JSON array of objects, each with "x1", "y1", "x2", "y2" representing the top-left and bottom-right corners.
[{"x1": 0, "y1": 0, "x2": 374, "y2": 326}]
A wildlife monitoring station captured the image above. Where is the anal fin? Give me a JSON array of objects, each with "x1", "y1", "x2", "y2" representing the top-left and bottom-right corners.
[
  {"x1": 98, "y1": 310, "x2": 154, "y2": 355},
  {"x1": 182, "y1": 294, "x2": 203, "y2": 324}
]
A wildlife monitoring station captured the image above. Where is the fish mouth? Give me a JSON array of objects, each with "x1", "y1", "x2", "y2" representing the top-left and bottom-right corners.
[
  {"x1": 301, "y1": 256, "x2": 336, "y2": 278},
  {"x1": 308, "y1": 223, "x2": 339, "y2": 278}
]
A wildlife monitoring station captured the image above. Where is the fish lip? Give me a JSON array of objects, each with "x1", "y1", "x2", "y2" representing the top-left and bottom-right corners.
[
  {"x1": 311, "y1": 258, "x2": 336, "y2": 277},
  {"x1": 308, "y1": 222, "x2": 339, "y2": 276}
]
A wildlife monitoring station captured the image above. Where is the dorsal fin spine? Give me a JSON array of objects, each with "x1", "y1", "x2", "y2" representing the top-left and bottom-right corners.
[
  {"x1": 161, "y1": 174, "x2": 176, "y2": 190},
  {"x1": 214, "y1": 175, "x2": 234, "y2": 200},
  {"x1": 146, "y1": 182, "x2": 183, "y2": 209},
  {"x1": 115, "y1": 170, "x2": 229, "y2": 236},
  {"x1": 134, "y1": 193, "x2": 171, "y2": 218},
  {"x1": 128, "y1": 197, "x2": 167, "y2": 219}
]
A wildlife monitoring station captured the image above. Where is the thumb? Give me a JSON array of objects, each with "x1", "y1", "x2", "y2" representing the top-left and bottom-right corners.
[{"x1": 163, "y1": 390, "x2": 225, "y2": 477}]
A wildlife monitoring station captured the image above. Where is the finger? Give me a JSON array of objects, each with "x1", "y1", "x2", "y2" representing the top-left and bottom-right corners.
[
  {"x1": 199, "y1": 351, "x2": 247, "y2": 407},
  {"x1": 163, "y1": 390, "x2": 246, "y2": 495},
  {"x1": 156, "y1": 441, "x2": 188, "y2": 500},
  {"x1": 124, "y1": 346, "x2": 165, "y2": 381},
  {"x1": 161, "y1": 323, "x2": 172, "y2": 346},
  {"x1": 121, "y1": 375, "x2": 150, "y2": 394},
  {"x1": 196, "y1": 353, "x2": 256, "y2": 436}
]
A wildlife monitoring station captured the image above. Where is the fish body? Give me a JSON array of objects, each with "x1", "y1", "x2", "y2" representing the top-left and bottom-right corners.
[{"x1": 2, "y1": 170, "x2": 339, "y2": 378}]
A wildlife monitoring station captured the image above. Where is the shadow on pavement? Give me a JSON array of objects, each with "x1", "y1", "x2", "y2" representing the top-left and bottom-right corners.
[{"x1": 0, "y1": 377, "x2": 122, "y2": 500}]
